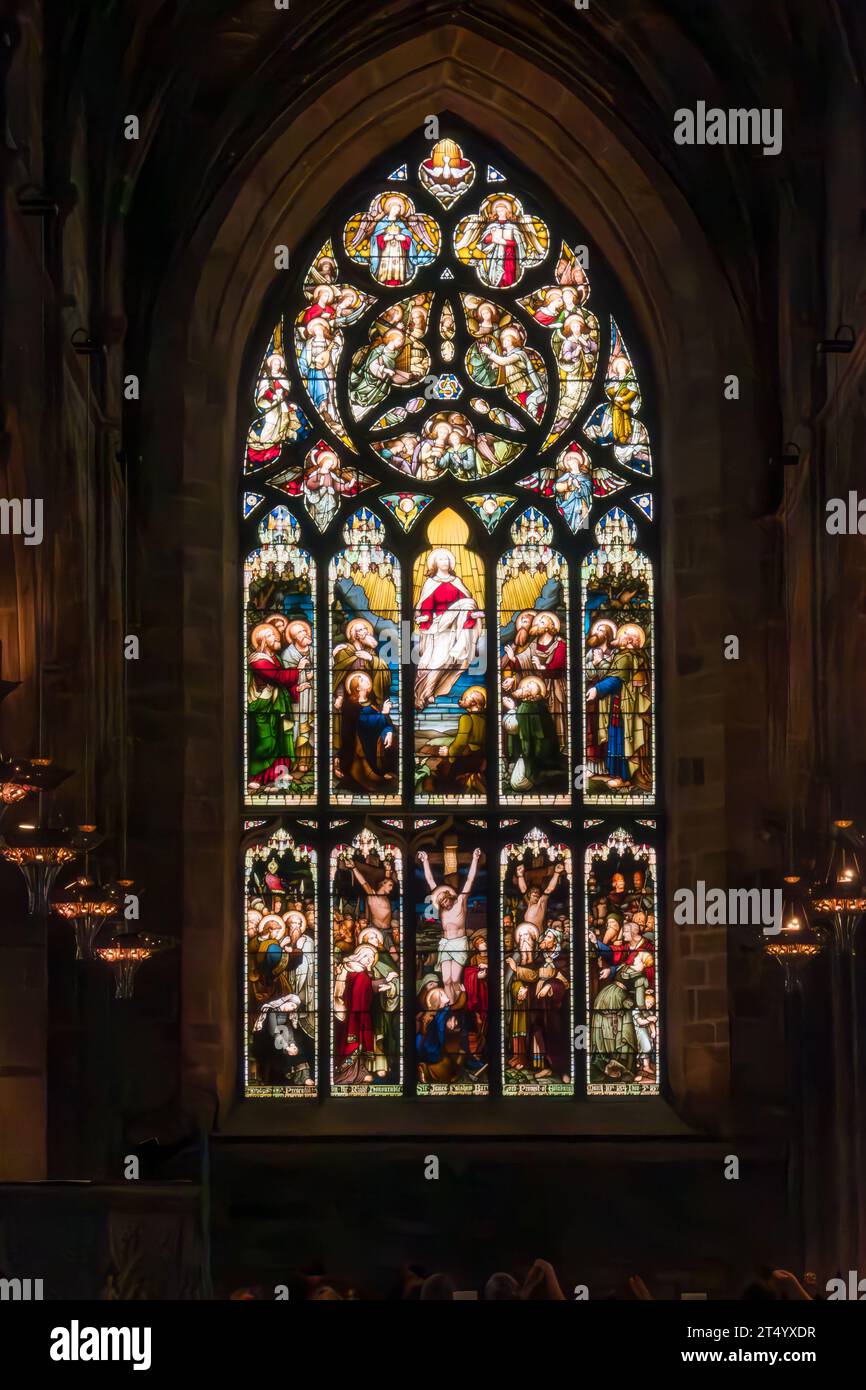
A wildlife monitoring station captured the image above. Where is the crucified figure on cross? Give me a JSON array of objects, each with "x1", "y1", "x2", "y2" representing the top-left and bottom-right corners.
[{"x1": 418, "y1": 847, "x2": 482, "y2": 1002}]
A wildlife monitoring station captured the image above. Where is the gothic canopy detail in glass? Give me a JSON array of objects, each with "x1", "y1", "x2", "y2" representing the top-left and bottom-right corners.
[{"x1": 241, "y1": 128, "x2": 660, "y2": 1103}]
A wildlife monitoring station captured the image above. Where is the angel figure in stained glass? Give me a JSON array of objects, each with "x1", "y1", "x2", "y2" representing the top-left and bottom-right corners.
[
  {"x1": 475, "y1": 322, "x2": 546, "y2": 423},
  {"x1": 553, "y1": 445, "x2": 594, "y2": 530},
  {"x1": 245, "y1": 348, "x2": 308, "y2": 469},
  {"x1": 455, "y1": 194, "x2": 548, "y2": 289},
  {"x1": 345, "y1": 193, "x2": 439, "y2": 286}
]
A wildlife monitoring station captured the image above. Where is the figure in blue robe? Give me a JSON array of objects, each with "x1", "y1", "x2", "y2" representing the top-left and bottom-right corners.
[
  {"x1": 299, "y1": 339, "x2": 331, "y2": 410},
  {"x1": 590, "y1": 672, "x2": 627, "y2": 780},
  {"x1": 343, "y1": 678, "x2": 397, "y2": 791},
  {"x1": 558, "y1": 468, "x2": 594, "y2": 531}
]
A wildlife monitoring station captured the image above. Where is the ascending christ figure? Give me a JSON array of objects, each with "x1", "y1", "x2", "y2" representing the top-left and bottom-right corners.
[{"x1": 414, "y1": 548, "x2": 484, "y2": 711}]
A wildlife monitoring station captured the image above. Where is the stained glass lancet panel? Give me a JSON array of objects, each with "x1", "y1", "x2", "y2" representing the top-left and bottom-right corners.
[
  {"x1": 244, "y1": 507, "x2": 315, "y2": 805},
  {"x1": 330, "y1": 831, "x2": 403, "y2": 1096},
  {"x1": 585, "y1": 830, "x2": 659, "y2": 1095},
  {"x1": 581, "y1": 507, "x2": 655, "y2": 804},
  {"x1": 244, "y1": 830, "x2": 317, "y2": 1097},
  {"x1": 497, "y1": 509, "x2": 570, "y2": 804},
  {"x1": 501, "y1": 829, "x2": 573, "y2": 1096},
  {"x1": 329, "y1": 509, "x2": 401, "y2": 805},
  {"x1": 413, "y1": 508, "x2": 487, "y2": 804},
  {"x1": 415, "y1": 842, "x2": 488, "y2": 1095}
]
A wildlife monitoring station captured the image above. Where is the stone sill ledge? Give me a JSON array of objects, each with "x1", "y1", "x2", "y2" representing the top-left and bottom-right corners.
[{"x1": 216, "y1": 1095, "x2": 720, "y2": 1142}]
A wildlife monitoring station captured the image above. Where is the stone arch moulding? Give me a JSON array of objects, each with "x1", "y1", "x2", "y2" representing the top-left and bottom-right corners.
[{"x1": 146, "y1": 26, "x2": 755, "y2": 1133}]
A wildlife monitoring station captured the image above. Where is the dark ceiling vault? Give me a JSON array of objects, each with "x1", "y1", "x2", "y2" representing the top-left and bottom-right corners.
[{"x1": 33, "y1": 0, "x2": 856, "y2": 348}]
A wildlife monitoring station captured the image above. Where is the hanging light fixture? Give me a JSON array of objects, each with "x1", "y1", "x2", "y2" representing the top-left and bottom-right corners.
[
  {"x1": 50, "y1": 873, "x2": 124, "y2": 960},
  {"x1": 808, "y1": 819, "x2": 866, "y2": 952},
  {"x1": 95, "y1": 924, "x2": 174, "y2": 1000},
  {"x1": 0, "y1": 756, "x2": 71, "y2": 824},
  {"x1": 0, "y1": 768, "x2": 34, "y2": 815},
  {"x1": 0, "y1": 420, "x2": 79, "y2": 910},
  {"x1": 763, "y1": 874, "x2": 822, "y2": 991},
  {"x1": 0, "y1": 679, "x2": 70, "y2": 820},
  {"x1": 91, "y1": 462, "x2": 175, "y2": 1000},
  {"x1": 0, "y1": 823, "x2": 79, "y2": 918}
]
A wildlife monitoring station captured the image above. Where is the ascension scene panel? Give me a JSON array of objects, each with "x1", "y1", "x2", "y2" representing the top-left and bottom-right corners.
[
  {"x1": 413, "y1": 508, "x2": 487, "y2": 804},
  {"x1": 330, "y1": 830, "x2": 403, "y2": 1096},
  {"x1": 501, "y1": 829, "x2": 573, "y2": 1096},
  {"x1": 415, "y1": 842, "x2": 489, "y2": 1095},
  {"x1": 585, "y1": 829, "x2": 659, "y2": 1095},
  {"x1": 244, "y1": 830, "x2": 317, "y2": 1097}
]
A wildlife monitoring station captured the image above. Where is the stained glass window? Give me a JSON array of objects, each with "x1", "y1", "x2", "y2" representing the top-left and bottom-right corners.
[{"x1": 240, "y1": 127, "x2": 661, "y2": 1102}]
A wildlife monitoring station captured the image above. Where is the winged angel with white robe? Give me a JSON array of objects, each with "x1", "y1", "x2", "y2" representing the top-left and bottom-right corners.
[{"x1": 454, "y1": 194, "x2": 549, "y2": 290}]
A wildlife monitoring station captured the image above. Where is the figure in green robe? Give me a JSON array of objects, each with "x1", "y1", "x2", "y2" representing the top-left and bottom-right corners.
[
  {"x1": 590, "y1": 947, "x2": 651, "y2": 1082},
  {"x1": 358, "y1": 927, "x2": 400, "y2": 1081},
  {"x1": 247, "y1": 622, "x2": 300, "y2": 789},
  {"x1": 349, "y1": 331, "x2": 404, "y2": 416},
  {"x1": 590, "y1": 979, "x2": 637, "y2": 1079},
  {"x1": 502, "y1": 675, "x2": 563, "y2": 792}
]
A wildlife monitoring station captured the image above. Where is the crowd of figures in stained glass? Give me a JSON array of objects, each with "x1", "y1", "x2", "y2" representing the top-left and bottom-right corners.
[
  {"x1": 245, "y1": 831, "x2": 317, "y2": 1096},
  {"x1": 502, "y1": 830, "x2": 573, "y2": 1095},
  {"x1": 330, "y1": 831, "x2": 403, "y2": 1095},
  {"x1": 240, "y1": 131, "x2": 661, "y2": 1099}
]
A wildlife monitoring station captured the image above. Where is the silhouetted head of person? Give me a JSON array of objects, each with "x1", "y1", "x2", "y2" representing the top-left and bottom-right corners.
[
  {"x1": 420, "y1": 1272, "x2": 456, "y2": 1301},
  {"x1": 484, "y1": 1272, "x2": 520, "y2": 1301}
]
